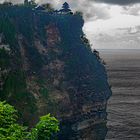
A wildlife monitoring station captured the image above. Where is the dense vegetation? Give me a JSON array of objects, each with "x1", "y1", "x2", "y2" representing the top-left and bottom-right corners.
[{"x1": 0, "y1": 101, "x2": 59, "y2": 140}]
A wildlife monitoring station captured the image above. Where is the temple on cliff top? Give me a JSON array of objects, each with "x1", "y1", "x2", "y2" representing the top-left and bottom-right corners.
[
  {"x1": 35, "y1": 2, "x2": 73, "y2": 14},
  {"x1": 59, "y1": 2, "x2": 72, "y2": 14}
]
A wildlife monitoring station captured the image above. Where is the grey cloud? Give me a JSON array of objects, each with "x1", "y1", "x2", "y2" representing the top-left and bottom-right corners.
[
  {"x1": 0, "y1": 0, "x2": 111, "y2": 21},
  {"x1": 2, "y1": 0, "x2": 140, "y2": 5},
  {"x1": 37, "y1": 0, "x2": 111, "y2": 20},
  {"x1": 122, "y1": 5, "x2": 140, "y2": 16},
  {"x1": 92, "y1": 0, "x2": 140, "y2": 5},
  {"x1": 91, "y1": 27, "x2": 140, "y2": 49},
  {"x1": 0, "y1": 0, "x2": 23, "y2": 4},
  {"x1": 1, "y1": 0, "x2": 139, "y2": 21},
  {"x1": 83, "y1": 5, "x2": 110, "y2": 20}
]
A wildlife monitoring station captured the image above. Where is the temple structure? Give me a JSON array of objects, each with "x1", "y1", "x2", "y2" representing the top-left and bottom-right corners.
[{"x1": 59, "y1": 2, "x2": 72, "y2": 14}]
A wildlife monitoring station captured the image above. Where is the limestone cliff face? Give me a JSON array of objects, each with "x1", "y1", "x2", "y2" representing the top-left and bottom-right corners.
[{"x1": 0, "y1": 6, "x2": 111, "y2": 140}]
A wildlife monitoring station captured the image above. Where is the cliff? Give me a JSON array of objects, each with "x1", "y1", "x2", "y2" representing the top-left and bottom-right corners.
[{"x1": 0, "y1": 5, "x2": 111, "y2": 140}]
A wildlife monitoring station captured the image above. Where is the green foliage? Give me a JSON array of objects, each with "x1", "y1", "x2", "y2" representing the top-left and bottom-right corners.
[
  {"x1": 0, "y1": 101, "x2": 28, "y2": 140},
  {"x1": 0, "y1": 48, "x2": 10, "y2": 69},
  {"x1": 31, "y1": 114, "x2": 59, "y2": 140},
  {"x1": 0, "y1": 124, "x2": 28, "y2": 140},
  {"x1": 24, "y1": 0, "x2": 29, "y2": 5},
  {"x1": 1, "y1": 70, "x2": 37, "y2": 115},
  {"x1": 0, "y1": 101, "x2": 17, "y2": 127},
  {"x1": 1, "y1": 1, "x2": 12, "y2": 7},
  {"x1": 0, "y1": 19, "x2": 16, "y2": 47},
  {"x1": 2, "y1": 71, "x2": 26, "y2": 99},
  {"x1": 80, "y1": 34, "x2": 91, "y2": 50},
  {"x1": 0, "y1": 102, "x2": 59, "y2": 140},
  {"x1": 42, "y1": 3, "x2": 54, "y2": 12},
  {"x1": 74, "y1": 11, "x2": 83, "y2": 16},
  {"x1": 24, "y1": 0, "x2": 37, "y2": 8}
]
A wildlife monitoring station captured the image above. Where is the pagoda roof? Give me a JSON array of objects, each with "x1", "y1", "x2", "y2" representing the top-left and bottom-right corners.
[{"x1": 59, "y1": 8, "x2": 71, "y2": 12}]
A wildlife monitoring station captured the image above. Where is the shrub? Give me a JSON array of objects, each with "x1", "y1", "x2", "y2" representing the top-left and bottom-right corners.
[{"x1": 0, "y1": 101, "x2": 59, "y2": 140}]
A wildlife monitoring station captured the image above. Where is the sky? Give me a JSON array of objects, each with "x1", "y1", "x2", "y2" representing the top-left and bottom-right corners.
[{"x1": 1, "y1": 0, "x2": 140, "y2": 49}]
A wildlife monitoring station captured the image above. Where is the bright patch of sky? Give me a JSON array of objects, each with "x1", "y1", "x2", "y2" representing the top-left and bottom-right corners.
[
  {"x1": 84, "y1": 4, "x2": 140, "y2": 33},
  {"x1": 83, "y1": 4, "x2": 140, "y2": 49}
]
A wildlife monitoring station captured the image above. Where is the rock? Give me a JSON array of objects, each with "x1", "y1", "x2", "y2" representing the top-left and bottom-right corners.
[{"x1": 0, "y1": 6, "x2": 111, "y2": 139}]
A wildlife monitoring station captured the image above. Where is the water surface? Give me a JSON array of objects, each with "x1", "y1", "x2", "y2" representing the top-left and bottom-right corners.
[{"x1": 99, "y1": 49, "x2": 140, "y2": 140}]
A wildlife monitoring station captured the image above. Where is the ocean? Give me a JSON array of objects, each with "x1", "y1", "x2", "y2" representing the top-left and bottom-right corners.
[{"x1": 99, "y1": 49, "x2": 140, "y2": 140}]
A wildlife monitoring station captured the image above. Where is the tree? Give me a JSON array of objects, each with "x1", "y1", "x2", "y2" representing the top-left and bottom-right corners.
[
  {"x1": 0, "y1": 101, "x2": 59, "y2": 140},
  {"x1": 0, "y1": 101, "x2": 17, "y2": 128},
  {"x1": 24, "y1": 0, "x2": 29, "y2": 5},
  {"x1": 29, "y1": 0, "x2": 36, "y2": 6},
  {"x1": 31, "y1": 114, "x2": 59, "y2": 140},
  {"x1": 3, "y1": 1, "x2": 13, "y2": 6},
  {"x1": 75, "y1": 11, "x2": 83, "y2": 16},
  {"x1": 42, "y1": 3, "x2": 54, "y2": 12},
  {"x1": 24, "y1": 0, "x2": 36, "y2": 7},
  {"x1": 0, "y1": 101, "x2": 28, "y2": 140}
]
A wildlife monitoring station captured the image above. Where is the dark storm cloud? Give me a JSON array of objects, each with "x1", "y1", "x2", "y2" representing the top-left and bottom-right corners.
[
  {"x1": 122, "y1": 5, "x2": 140, "y2": 16},
  {"x1": 93, "y1": 0, "x2": 140, "y2": 5},
  {"x1": 1, "y1": 0, "x2": 140, "y2": 5}
]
